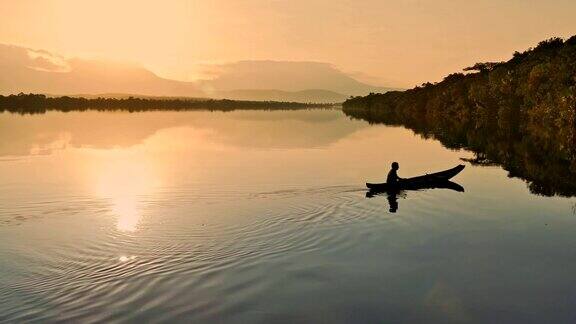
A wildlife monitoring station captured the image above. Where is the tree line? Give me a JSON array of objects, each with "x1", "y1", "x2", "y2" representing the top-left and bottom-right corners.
[
  {"x1": 0, "y1": 94, "x2": 333, "y2": 114},
  {"x1": 343, "y1": 36, "x2": 576, "y2": 196}
]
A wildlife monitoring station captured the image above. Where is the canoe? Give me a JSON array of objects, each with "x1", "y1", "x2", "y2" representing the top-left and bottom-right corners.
[{"x1": 366, "y1": 164, "x2": 465, "y2": 192}]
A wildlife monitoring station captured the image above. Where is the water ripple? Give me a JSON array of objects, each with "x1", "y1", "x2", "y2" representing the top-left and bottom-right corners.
[{"x1": 0, "y1": 182, "x2": 466, "y2": 322}]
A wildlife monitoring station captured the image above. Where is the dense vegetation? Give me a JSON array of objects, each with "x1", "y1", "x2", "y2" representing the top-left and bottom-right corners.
[
  {"x1": 0, "y1": 94, "x2": 332, "y2": 114},
  {"x1": 344, "y1": 36, "x2": 576, "y2": 196}
]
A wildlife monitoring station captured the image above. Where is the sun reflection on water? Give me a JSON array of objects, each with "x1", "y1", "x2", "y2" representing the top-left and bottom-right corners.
[
  {"x1": 118, "y1": 255, "x2": 137, "y2": 262},
  {"x1": 113, "y1": 195, "x2": 140, "y2": 232},
  {"x1": 91, "y1": 151, "x2": 160, "y2": 233}
]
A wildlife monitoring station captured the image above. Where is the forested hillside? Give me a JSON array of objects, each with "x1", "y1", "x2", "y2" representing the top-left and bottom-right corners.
[{"x1": 344, "y1": 37, "x2": 576, "y2": 196}]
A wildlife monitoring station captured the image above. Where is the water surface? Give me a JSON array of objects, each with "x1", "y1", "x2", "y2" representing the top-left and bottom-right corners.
[{"x1": 1, "y1": 109, "x2": 575, "y2": 323}]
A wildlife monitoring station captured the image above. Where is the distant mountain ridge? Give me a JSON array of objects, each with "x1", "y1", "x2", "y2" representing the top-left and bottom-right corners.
[
  {"x1": 214, "y1": 89, "x2": 348, "y2": 103},
  {"x1": 0, "y1": 44, "x2": 396, "y2": 103},
  {"x1": 195, "y1": 60, "x2": 394, "y2": 97},
  {"x1": 45, "y1": 90, "x2": 346, "y2": 104}
]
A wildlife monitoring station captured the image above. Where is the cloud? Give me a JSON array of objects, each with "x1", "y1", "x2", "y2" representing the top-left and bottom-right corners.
[{"x1": 26, "y1": 49, "x2": 71, "y2": 73}]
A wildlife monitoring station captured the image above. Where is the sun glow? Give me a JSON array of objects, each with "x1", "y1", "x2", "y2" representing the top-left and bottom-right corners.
[{"x1": 92, "y1": 152, "x2": 160, "y2": 233}]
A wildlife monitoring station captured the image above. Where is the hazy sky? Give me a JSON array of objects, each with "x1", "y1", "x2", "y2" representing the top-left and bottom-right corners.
[{"x1": 1, "y1": 0, "x2": 575, "y2": 87}]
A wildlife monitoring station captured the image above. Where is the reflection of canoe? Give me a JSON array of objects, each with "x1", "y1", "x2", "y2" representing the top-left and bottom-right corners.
[
  {"x1": 366, "y1": 165, "x2": 465, "y2": 192},
  {"x1": 366, "y1": 180, "x2": 464, "y2": 197}
]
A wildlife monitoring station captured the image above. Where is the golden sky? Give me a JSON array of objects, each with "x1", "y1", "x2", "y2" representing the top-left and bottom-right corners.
[{"x1": 1, "y1": 0, "x2": 575, "y2": 87}]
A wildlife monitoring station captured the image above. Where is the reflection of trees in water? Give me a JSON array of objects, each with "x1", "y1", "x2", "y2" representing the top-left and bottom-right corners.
[
  {"x1": 345, "y1": 37, "x2": 576, "y2": 197},
  {"x1": 0, "y1": 109, "x2": 366, "y2": 157}
]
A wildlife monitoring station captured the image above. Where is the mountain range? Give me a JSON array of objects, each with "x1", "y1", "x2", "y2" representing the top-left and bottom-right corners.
[{"x1": 0, "y1": 44, "x2": 396, "y2": 103}]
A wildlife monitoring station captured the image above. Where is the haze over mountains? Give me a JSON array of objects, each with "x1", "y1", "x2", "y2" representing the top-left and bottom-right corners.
[{"x1": 0, "y1": 44, "x2": 395, "y2": 103}]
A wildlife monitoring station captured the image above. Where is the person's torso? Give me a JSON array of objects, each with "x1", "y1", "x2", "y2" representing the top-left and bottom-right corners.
[{"x1": 387, "y1": 169, "x2": 398, "y2": 183}]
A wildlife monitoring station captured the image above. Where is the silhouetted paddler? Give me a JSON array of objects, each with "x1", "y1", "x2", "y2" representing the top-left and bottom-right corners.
[{"x1": 386, "y1": 162, "x2": 403, "y2": 184}]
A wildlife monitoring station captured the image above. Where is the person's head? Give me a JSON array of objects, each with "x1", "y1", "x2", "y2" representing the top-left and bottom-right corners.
[{"x1": 391, "y1": 162, "x2": 399, "y2": 170}]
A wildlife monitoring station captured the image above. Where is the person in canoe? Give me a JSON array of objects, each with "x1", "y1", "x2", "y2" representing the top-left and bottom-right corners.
[{"x1": 386, "y1": 162, "x2": 404, "y2": 185}]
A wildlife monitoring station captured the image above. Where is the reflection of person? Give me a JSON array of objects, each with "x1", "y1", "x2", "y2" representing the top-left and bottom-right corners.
[
  {"x1": 387, "y1": 192, "x2": 398, "y2": 213},
  {"x1": 386, "y1": 162, "x2": 403, "y2": 184}
]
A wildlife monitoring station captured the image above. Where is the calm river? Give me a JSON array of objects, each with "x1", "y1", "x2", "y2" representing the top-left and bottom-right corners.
[{"x1": 1, "y1": 109, "x2": 575, "y2": 323}]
